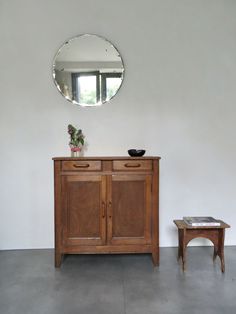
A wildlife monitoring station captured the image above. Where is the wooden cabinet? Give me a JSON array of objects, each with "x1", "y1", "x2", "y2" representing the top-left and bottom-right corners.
[{"x1": 53, "y1": 157, "x2": 160, "y2": 267}]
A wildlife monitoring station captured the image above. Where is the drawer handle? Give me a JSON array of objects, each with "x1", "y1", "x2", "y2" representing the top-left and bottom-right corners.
[
  {"x1": 73, "y1": 163, "x2": 90, "y2": 168},
  {"x1": 124, "y1": 163, "x2": 141, "y2": 168}
]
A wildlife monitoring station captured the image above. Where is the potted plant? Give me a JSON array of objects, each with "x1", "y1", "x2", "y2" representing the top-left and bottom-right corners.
[{"x1": 68, "y1": 124, "x2": 85, "y2": 157}]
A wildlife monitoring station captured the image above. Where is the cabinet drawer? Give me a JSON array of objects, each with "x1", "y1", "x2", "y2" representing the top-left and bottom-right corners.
[
  {"x1": 113, "y1": 160, "x2": 152, "y2": 171},
  {"x1": 62, "y1": 160, "x2": 101, "y2": 171}
]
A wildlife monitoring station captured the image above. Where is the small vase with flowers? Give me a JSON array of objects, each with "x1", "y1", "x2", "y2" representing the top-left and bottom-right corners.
[{"x1": 68, "y1": 124, "x2": 85, "y2": 157}]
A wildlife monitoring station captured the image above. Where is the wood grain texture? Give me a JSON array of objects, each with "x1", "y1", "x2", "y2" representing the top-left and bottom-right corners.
[
  {"x1": 53, "y1": 157, "x2": 160, "y2": 267},
  {"x1": 62, "y1": 160, "x2": 101, "y2": 171},
  {"x1": 107, "y1": 174, "x2": 151, "y2": 245},
  {"x1": 113, "y1": 160, "x2": 152, "y2": 171},
  {"x1": 174, "y1": 219, "x2": 230, "y2": 272},
  {"x1": 62, "y1": 175, "x2": 106, "y2": 246},
  {"x1": 54, "y1": 161, "x2": 63, "y2": 267},
  {"x1": 151, "y1": 159, "x2": 159, "y2": 265}
]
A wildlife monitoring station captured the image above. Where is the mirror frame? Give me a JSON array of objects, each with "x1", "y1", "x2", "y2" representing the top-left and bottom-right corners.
[{"x1": 52, "y1": 34, "x2": 125, "y2": 107}]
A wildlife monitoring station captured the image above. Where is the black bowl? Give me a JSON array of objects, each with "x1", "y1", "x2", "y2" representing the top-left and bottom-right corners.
[{"x1": 128, "y1": 149, "x2": 146, "y2": 157}]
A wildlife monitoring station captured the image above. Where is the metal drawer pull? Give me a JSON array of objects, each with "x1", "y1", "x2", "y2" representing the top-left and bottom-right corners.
[
  {"x1": 124, "y1": 163, "x2": 141, "y2": 168},
  {"x1": 73, "y1": 163, "x2": 90, "y2": 168}
]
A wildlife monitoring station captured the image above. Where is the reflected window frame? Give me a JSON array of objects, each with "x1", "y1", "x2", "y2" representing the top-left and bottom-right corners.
[
  {"x1": 71, "y1": 71, "x2": 122, "y2": 105},
  {"x1": 72, "y1": 71, "x2": 100, "y2": 105},
  {"x1": 101, "y1": 73, "x2": 122, "y2": 102}
]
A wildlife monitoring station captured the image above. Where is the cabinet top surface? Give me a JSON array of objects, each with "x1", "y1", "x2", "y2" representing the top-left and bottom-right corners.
[{"x1": 53, "y1": 156, "x2": 161, "y2": 161}]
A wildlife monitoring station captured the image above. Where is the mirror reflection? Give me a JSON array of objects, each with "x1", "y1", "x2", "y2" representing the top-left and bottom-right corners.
[{"x1": 53, "y1": 34, "x2": 124, "y2": 106}]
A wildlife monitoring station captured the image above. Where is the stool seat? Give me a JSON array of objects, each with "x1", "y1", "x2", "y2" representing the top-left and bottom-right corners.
[{"x1": 173, "y1": 219, "x2": 230, "y2": 272}]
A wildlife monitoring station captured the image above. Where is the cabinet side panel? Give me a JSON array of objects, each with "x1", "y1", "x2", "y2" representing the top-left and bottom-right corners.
[
  {"x1": 54, "y1": 160, "x2": 63, "y2": 267},
  {"x1": 151, "y1": 159, "x2": 159, "y2": 265}
]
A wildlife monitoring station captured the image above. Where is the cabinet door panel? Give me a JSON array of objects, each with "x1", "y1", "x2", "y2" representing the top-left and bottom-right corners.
[
  {"x1": 107, "y1": 174, "x2": 152, "y2": 245},
  {"x1": 62, "y1": 175, "x2": 106, "y2": 246}
]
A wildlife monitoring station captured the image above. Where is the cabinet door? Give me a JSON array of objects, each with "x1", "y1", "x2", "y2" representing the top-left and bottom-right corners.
[
  {"x1": 107, "y1": 174, "x2": 152, "y2": 245},
  {"x1": 62, "y1": 175, "x2": 106, "y2": 246}
]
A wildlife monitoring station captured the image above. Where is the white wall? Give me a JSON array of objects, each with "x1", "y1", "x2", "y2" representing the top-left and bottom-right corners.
[{"x1": 0, "y1": 0, "x2": 236, "y2": 249}]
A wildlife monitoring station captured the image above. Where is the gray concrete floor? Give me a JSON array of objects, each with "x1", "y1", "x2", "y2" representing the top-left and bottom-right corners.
[{"x1": 0, "y1": 247, "x2": 236, "y2": 314}]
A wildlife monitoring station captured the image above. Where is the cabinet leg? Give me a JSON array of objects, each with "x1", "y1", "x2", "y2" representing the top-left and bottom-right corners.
[
  {"x1": 55, "y1": 251, "x2": 63, "y2": 268},
  {"x1": 151, "y1": 248, "x2": 159, "y2": 266}
]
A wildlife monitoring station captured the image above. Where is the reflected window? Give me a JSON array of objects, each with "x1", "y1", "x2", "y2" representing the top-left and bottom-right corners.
[
  {"x1": 72, "y1": 72, "x2": 122, "y2": 105},
  {"x1": 101, "y1": 73, "x2": 122, "y2": 102},
  {"x1": 72, "y1": 72, "x2": 100, "y2": 105}
]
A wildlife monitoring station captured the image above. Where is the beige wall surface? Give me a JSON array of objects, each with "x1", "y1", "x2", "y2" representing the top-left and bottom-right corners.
[{"x1": 0, "y1": 0, "x2": 236, "y2": 249}]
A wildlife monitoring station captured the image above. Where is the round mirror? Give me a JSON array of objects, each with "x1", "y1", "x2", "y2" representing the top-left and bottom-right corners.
[{"x1": 53, "y1": 34, "x2": 124, "y2": 107}]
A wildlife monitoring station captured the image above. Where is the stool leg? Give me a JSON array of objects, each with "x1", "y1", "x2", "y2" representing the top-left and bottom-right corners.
[
  {"x1": 182, "y1": 245, "x2": 186, "y2": 271},
  {"x1": 177, "y1": 229, "x2": 182, "y2": 261},
  {"x1": 218, "y1": 229, "x2": 225, "y2": 273},
  {"x1": 179, "y1": 229, "x2": 186, "y2": 271},
  {"x1": 213, "y1": 245, "x2": 218, "y2": 261}
]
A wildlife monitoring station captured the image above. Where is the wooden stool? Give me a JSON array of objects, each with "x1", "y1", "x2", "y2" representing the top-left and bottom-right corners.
[{"x1": 173, "y1": 220, "x2": 230, "y2": 272}]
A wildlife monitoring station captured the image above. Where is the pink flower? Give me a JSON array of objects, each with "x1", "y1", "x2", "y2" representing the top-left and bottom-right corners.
[{"x1": 71, "y1": 147, "x2": 81, "y2": 152}]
